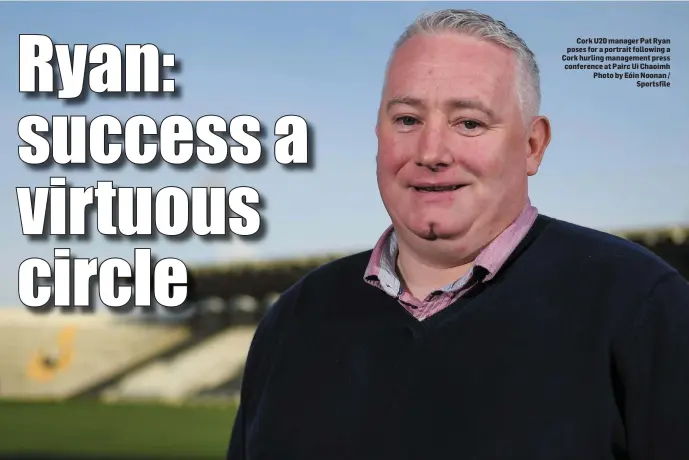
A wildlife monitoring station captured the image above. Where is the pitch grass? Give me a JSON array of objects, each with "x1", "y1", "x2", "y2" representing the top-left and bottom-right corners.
[{"x1": 0, "y1": 399, "x2": 238, "y2": 459}]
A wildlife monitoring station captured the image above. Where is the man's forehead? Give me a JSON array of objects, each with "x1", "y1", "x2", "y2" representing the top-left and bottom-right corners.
[
  {"x1": 391, "y1": 32, "x2": 516, "y2": 66},
  {"x1": 382, "y1": 70, "x2": 512, "y2": 114},
  {"x1": 388, "y1": 36, "x2": 513, "y2": 79},
  {"x1": 382, "y1": 34, "x2": 517, "y2": 109}
]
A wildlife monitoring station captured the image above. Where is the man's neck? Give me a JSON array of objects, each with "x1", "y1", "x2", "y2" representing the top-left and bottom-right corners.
[{"x1": 396, "y1": 247, "x2": 476, "y2": 300}]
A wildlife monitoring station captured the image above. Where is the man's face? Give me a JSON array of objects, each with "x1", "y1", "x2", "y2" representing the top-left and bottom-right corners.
[{"x1": 376, "y1": 33, "x2": 546, "y2": 249}]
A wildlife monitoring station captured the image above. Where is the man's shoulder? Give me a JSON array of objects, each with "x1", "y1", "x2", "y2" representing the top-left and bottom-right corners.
[
  {"x1": 540, "y1": 216, "x2": 678, "y2": 277},
  {"x1": 304, "y1": 250, "x2": 374, "y2": 284},
  {"x1": 253, "y1": 250, "x2": 373, "y2": 334},
  {"x1": 545, "y1": 216, "x2": 659, "y2": 256},
  {"x1": 263, "y1": 250, "x2": 373, "y2": 315},
  {"x1": 295, "y1": 250, "x2": 373, "y2": 301}
]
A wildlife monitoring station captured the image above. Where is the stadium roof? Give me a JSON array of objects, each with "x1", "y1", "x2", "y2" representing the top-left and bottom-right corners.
[
  {"x1": 189, "y1": 252, "x2": 347, "y2": 275},
  {"x1": 184, "y1": 223, "x2": 689, "y2": 276},
  {"x1": 608, "y1": 224, "x2": 689, "y2": 246}
]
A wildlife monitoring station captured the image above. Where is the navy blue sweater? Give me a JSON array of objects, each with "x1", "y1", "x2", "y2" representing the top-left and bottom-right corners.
[{"x1": 227, "y1": 216, "x2": 689, "y2": 460}]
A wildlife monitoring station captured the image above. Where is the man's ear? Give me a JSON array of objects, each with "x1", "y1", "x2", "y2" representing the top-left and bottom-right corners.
[{"x1": 526, "y1": 116, "x2": 551, "y2": 176}]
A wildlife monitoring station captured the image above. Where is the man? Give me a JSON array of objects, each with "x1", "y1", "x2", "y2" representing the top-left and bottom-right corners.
[{"x1": 227, "y1": 9, "x2": 689, "y2": 459}]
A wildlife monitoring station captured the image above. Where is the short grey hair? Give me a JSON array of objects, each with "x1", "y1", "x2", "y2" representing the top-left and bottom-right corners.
[{"x1": 388, "y1": 9, "x2": 541, "y2": 122}]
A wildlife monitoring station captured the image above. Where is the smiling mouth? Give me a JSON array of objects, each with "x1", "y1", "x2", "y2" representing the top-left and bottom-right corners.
[{"x1": 413, "y1": 185, "x2": 465, "y2": 192}]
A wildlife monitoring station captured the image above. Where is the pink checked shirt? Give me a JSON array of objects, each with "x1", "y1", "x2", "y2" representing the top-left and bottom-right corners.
[{"x1": 364, "y1": 199, "x2": 538, "y2": 321}]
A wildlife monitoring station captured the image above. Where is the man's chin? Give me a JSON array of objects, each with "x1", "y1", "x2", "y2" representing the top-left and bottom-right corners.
[{"x1": 410, "y1": 221, "x2": 469, "y2": 241}]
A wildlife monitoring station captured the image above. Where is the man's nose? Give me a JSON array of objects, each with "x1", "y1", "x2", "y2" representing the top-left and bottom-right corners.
[{"x1": 415, "y1": 122, "x2": 453, "y2": 171}]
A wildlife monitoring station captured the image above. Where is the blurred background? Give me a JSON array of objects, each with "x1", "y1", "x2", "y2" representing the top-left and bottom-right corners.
[{"x1": 1, "y1": 1, "x2": 688, "y2": 459}]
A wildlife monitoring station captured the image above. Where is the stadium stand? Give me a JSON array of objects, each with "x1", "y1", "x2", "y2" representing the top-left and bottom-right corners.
[
  {"x1": 0, "y1": 309, "x2": 191, "y2": 400},
  {"x1": 101, "y1": 325, "x2": 255, "y2": 402}
]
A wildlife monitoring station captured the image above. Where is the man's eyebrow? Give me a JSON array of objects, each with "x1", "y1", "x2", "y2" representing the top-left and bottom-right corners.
[
  {"x1": 386, "y1": 96, "x2": 424, "y2": 112},
  {"x1": 446, "y1": 99, "x2": 496, "y2": 121},
  {"x1": 386, "y1": 96, "x2": 496, "y2": 120}
]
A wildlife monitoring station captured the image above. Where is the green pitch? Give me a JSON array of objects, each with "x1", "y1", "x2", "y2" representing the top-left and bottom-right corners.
[{"x1": 0, "y1": 399, "x2": 238, "y2": 459}]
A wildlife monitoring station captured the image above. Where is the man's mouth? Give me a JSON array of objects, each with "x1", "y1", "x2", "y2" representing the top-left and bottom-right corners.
[{"x1": 412, "y1": 185, "x2": 465, "y2": 192}]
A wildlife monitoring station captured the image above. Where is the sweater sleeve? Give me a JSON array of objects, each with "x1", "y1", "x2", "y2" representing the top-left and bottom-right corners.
[
  {"x1": 226, "y1": 281, "x2": 302, "y2": 459},
  {"x1": 615, "y1": 272, "x2": 689, "y2": 460}
]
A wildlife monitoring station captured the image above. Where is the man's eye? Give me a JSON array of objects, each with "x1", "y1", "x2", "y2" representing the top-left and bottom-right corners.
[
  {"x1": 395, "y1": 116, "x2": 418, "y2": 126},
  {"x1": 462, "y1": 120, "x2": 482, "y2": 130}
]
